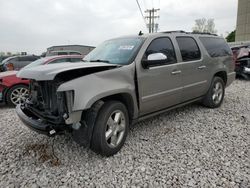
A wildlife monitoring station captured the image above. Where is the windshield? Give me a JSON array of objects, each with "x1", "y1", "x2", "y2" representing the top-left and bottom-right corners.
[
  {"x1": 23, "y1": 58, "x2": 45, "y2": 69},
  {"x1": 83, "y1": 37, "x2": 144, "y2": 65}
]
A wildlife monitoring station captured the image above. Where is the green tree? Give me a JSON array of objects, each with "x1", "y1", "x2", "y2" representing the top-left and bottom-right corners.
[
  {"x1": 192, "y1": 18, "x2": 217, "y2": 34},
  {"x1": 226, "y1": 30, "x2": 236, "y2": 42}
]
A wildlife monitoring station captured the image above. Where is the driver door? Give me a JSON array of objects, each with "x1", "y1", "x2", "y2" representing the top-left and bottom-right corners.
[{"x1": 137, "y1": 37, "x2": 183, "y2": 115}]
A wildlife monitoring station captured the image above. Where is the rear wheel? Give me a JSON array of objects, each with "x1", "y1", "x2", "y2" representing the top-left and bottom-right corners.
[
  {"x1": 202, "y1": 77, "x2": 225, "y2": 108},
  {"x1": 6, "y1": 85, "x2": 29, "y2": 106},
  {"x1": 91, "y1": 101, "x2": 129, "y2": 156}
]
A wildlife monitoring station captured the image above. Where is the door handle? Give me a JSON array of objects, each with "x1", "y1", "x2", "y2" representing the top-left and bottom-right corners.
[
  {"x1": 171, "y1": 70, "x2": 182, "y2": 75},
  {"x1": 198, "y1": 65, "x2": 206, "y2": 70}
]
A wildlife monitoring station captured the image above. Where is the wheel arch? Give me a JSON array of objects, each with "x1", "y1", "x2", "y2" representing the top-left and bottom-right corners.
[
  {"x1": 214, "y1": 71, "x2": 227, "y2": 85},
  {"x1": 93, "y1": 93, "x2": 136, "y2": 124}
]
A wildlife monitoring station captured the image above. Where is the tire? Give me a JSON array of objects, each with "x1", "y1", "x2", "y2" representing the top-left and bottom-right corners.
[
  {"x1": 202, "y1": 76, "x2": 225, "y2": 108},
  {"x1": 91, "y1": 101, "x2": 129, "y2": 156},
  {"x1": 6, "y1": 84, "x2": 29, "y2": 106}
]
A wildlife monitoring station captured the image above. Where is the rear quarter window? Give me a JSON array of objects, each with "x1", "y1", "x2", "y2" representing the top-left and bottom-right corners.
[{"x1": 199, "y1": 37, "x2": 232, "y2": 57}]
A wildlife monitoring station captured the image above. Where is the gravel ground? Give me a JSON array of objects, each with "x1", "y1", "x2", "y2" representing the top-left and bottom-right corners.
[{"x1": 0, "y1": 80, "x2": 249, "y2": 187}]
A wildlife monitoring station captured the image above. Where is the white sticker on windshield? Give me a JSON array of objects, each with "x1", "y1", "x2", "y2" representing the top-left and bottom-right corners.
[{"x1": 118, "y1": 45, "x2": 134, "y2": 50}]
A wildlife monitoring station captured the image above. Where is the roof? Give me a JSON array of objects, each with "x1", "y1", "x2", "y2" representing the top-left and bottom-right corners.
[{"x1": 47, "y1": 44, "x2": 95, "y2": 49}]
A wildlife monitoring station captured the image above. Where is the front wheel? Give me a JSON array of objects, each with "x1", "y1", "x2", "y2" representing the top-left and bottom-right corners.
[
  {"x1": 91, "y1": 101, "x2": 129, "y2": 156},
  {"x1": 202, "y1": 77, "x2": 225, "y2": 108}
]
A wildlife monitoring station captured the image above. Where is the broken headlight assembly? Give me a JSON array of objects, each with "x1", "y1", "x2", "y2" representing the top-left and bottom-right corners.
[{"x1": 65, "y1": 90, "x2": 74, "y2": 114}]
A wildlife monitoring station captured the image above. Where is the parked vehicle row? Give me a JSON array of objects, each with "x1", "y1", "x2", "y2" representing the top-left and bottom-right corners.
[
  {"x1": 0, "y1": 55, "x2": 83, "y2": 106},
  {"x1": 15, "y1": 31, "x2": 235, "y2": 156}
]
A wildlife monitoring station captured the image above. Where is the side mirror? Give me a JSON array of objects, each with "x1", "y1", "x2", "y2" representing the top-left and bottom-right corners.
[
  {"x1": 147, "y1": 53, "x2": 167, "y2": 61},
  {"x1": 142, "y1": 53, "x2": 167, "y2": 69}
]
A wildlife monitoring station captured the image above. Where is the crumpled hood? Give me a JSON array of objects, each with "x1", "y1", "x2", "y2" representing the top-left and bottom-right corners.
[
  {"x1": 0, "y1": 71, "x2": 18, "y2": 78},
  {"x1": 16, "y1": 62, "x2": 118, "y2": 81}
]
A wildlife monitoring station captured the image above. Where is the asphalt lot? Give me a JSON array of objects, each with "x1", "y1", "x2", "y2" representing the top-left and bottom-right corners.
[{"x1": 0, "y1": 80, "x2": 249, "y2": 187}]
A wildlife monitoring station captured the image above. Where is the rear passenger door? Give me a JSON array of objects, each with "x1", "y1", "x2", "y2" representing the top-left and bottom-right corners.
[
  {"x1": 137, "y1": 37, "x2": 182, "y2": 115},
  {"x1": 176, "y1": 37, "x2": 208, "y2": 102}
]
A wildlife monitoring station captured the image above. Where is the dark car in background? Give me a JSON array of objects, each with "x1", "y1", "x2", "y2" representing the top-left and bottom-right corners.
[
  {"x1": 0, "y1": 55, "x2": 83, "y2": 106},
  {"x1": 0, "y1": 55, "x2": 40, "y2": 72}
]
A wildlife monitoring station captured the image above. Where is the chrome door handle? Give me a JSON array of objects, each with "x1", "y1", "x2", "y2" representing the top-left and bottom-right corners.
[
  {"x1": 198, "y1": 65, "x2": 206, "y2": 70},
  {"x1": 171, "y1": 70, "x2": 182, "y2": 75}
]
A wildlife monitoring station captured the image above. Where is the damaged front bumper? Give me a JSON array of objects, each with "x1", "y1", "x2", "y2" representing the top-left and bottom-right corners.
[{"x1": 16, "y1": 104, "x2": 68, "y2": 136}]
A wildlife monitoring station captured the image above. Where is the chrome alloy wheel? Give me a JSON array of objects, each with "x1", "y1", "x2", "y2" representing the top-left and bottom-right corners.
[
  {"x1": 105, "y1": 110, "x2": 126, "y2": 148},
  {"x1": 212, "y1": 82, "x2": 223, "y2": 104},
  {"x1": 10, "y1": 87, "x2": 29, "y2": 105}
]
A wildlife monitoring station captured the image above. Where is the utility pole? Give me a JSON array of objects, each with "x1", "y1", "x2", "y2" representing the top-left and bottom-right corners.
[{"x1": 145, "y1": 8, "x2": 160, "y2": 33}]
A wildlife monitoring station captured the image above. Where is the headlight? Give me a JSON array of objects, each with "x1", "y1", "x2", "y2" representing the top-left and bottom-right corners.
[{"x1": 65, "y1": 90, "x2": 74, "y2": 113}]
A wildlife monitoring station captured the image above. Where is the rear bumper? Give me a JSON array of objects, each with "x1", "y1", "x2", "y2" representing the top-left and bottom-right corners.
[
  {"x1": 226, "y1": 72, "x2": 236, "y2": 87},
  {"x1": 16, "y1": 104, "x2": 63, "y2": 136}
]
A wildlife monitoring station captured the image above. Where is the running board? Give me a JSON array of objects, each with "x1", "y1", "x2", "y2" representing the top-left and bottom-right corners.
[{"x1": 134, "y1": 96, "x2": 203, "y2": 124}]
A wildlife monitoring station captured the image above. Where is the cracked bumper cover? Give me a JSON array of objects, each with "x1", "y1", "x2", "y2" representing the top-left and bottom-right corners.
[{"x1": 16, "y1": 104, "x2": 58, "y2": 136}]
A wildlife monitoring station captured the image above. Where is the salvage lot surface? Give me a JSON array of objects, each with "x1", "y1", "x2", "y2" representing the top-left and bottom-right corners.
[{"x1": 0, "y1": 80, "x2": 249, "y2": 187}]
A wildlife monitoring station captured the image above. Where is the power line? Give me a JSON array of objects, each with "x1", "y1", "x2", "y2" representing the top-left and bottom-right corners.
[
  {"x1": 136, "y1": 0, "x2": 147, "y2": 27},
  {"x1": 145, "y1": 8, "x2": 160, "y2": 33}
]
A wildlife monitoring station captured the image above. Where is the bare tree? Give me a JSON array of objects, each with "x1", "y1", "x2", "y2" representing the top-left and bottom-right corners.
[{"x1": 192, "y1": 18, "x2": 217, "y2": 34}]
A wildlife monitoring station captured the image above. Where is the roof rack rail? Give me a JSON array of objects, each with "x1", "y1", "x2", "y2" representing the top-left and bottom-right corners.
[
  {"x1": 161, "y1": 30, "x2": 218, "y2": 36},
  {"x1": 191, "y1": 31, "x2": 218, "y2": 36},
  {"x1": 161, "y1": 30, "x2": 186, "y2": 34}
]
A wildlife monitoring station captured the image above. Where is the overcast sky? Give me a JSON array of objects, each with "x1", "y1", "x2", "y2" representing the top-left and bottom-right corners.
[{"x1": 0, "y1": 0, "x2": 237, "y2": 54}]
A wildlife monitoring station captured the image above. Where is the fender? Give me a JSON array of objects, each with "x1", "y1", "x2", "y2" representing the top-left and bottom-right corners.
[{"x1": 57, "y1": 64, "x2": 139, "y2": 118}]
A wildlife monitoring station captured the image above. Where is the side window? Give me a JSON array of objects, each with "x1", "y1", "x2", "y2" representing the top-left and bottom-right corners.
[
  {"x1": 70, "y1": 58, "x2": 82, "y2": 62},
  {"x1": 8, "y1": 57, "x2": 18, "y2": 62},
  {"x1": 145, "y1": 37, "x2": 177, "y2": 64},
  {"x1": 57, "y1": 52, "x2": 68, "y2": 55},
  {"x1": 28, "y1": 56, "x2": 39, "y2": 61},
  {"x1": 199, "y1": 37, "x2": 232, "y2": 57},
  {"x1": 18, "y1": 56, "x2": 27, "y2": 61},
  {"x1": 50, "y1": 58, "x2": 70, "y2": 64},
  {"x1": 176, "y1": 37, "x2": 201, "y2": 62},
  {"x1": 69, "y1": 52, "x2": 81, "y2": 55}
]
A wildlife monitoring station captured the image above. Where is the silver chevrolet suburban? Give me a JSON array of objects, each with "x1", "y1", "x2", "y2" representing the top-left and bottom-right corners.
[{"x1": 16, "y1": 31, "x2": 235, "y2": 156}]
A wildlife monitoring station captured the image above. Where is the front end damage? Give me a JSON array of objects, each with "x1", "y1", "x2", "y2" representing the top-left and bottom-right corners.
[
  {"x1": 16, "y1": 80, "x2": 76, "y2": 136},
  {"x1": 16, "y1": 62, "x2": 137, "y2": 148}
]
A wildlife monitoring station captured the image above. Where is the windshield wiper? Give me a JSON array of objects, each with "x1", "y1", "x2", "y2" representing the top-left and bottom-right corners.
[{"x1": 89, "y1": 59, "x2": 110, "y2": 63}]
